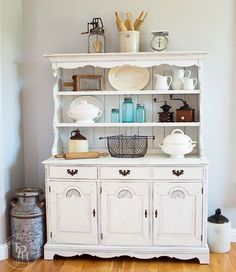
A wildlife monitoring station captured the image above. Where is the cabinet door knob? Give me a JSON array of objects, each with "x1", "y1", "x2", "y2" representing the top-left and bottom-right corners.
[
  {"x1": 144, "y1": 209, "x2": 148, "y2": 218},
  {"x1": 119, "y1": 170, "x2": 131, "y2": 176},
  {"x1": 155, "y1": 210, "x2": 158, "y2": 218},
  {"x1": 93, "y1": 209, "x2": 96, "y2": 217},
  {"x1": 172, "y1": 170, "x2": 184, "y2": 177},
  {"x1": 67, "y1": 169, "x2": 78, "y2": 176}
]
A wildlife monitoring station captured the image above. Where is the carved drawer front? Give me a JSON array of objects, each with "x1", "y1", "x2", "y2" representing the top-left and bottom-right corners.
[
  {"x1": 49, "y1": 166, "x2": 97, "y2": 180},
  {"x1": 100, "y1": 167, "x2": 152, "y2": 180},
  {"x1": 153, "y1": 167, "x2": 204, "y2": 180}
]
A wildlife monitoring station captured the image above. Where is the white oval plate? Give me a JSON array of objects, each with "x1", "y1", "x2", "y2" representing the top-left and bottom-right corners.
[
  {"x1": 69, "y1": 96, "x2": 103, "y2": 121},
  {"x1": 108, "y1": 65, "x2": 150, "y2": 91}
]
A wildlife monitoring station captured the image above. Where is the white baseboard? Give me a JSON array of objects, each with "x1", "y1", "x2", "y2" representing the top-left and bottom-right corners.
[
  {"x1": 0, "y1": 243, "x2": 9, "y2": 260},
  {"x1": 231, "y1": 228, "x2": 236, "y2": 242}
]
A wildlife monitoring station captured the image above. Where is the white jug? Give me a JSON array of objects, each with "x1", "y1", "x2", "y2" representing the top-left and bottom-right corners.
[
  {"x1": 183, "y1": 77, "x2": 198, "y2": 90},
  {"x1": 171, "y1": 69, "x2": 191, "y2": 90},
  {"x1": 154, "y1": 74, "x2": 172, "y2": 90}
]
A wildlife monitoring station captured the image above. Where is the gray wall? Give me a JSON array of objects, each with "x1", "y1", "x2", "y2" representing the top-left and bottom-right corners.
[{"x1": 0, "y1": 0, "x2": 25, "y2": 245}]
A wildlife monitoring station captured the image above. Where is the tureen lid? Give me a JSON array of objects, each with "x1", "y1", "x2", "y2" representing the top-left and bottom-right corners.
[
  {"x1": 163, "y1": 129, "x2": 193, "y2": 145},
  {"x1": 70, "y1": 100, "x2": 98, "y2": 110}
]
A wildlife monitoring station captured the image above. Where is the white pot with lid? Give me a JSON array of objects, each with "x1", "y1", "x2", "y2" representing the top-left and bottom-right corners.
[
  {"x1": 68, "y1": 100, "x2": 101, "y2": 124},
  {"x1": 68, "y1": 129, "x2": 89, "y2": 153},
  {"x1": 207, "y1": 209, "x2": 231, "y2": 253},
  {"x1": 159, "y1": 129, "x2": 196, "y2": 159}
]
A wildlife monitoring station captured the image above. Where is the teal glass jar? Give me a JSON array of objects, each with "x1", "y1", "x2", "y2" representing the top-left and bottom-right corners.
[
  {"x1": 122, "y1": 97, "x2": 134, "y2": 123},
  {"x1": 136, "y1": 104, "x2": 146, "y2": 123},
  {"x1": 111, "y1": 108, "x2": 120, "y2": 123}
]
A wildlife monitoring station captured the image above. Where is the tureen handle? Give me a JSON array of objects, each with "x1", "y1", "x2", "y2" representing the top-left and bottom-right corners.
[{"x1": 171, "y1": 129, "x2": 184, "y2": 135}]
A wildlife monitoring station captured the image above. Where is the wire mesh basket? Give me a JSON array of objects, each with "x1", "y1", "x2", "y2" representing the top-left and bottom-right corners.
[{"x1": 99, "y1": 135, "x2": 155, "y2": 158}]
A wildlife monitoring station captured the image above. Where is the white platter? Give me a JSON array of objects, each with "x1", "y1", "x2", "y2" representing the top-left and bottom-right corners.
[
  {"x1": 69, "y1": 96, "x2": 103, "y2": 121},
  {"x1": 108, "y1": 65, "x2": 150, "y2": 91}
]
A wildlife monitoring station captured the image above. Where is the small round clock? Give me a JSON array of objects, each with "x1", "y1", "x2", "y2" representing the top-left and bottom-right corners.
[{"x1": 150, "y1": 31, "x2": 169, "y2": 51}]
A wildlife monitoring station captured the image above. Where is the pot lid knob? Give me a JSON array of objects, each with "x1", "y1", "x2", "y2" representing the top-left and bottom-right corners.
[{"x1": 208, "y1": 208, "x2": 229, "y2": 224}]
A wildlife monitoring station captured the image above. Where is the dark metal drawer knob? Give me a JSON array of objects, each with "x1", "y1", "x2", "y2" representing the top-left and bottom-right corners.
[
  {"x1": 67, "y1": 169, "x2": 78, "y2": 176},
  {"x1": 172, "y1": 170, "x2": 184, "y2": 177},
  {"x1": 119, "y1": 170, "x2": 131, "y2": 176}
]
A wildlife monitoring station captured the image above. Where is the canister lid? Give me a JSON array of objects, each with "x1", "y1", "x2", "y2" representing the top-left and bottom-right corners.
[
  {"x1": 208, "y1": 208, "x2": 229, "y2": 224},
  {"x1": 16, "y1": 188, "x2": 43, "y2": 197},
  {"x1": 70, "y1": 129, "x2": 87, "y2": 140}
]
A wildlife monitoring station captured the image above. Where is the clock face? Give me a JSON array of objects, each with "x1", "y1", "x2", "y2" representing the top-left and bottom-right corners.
[{"x1": 150, "y1": 35, "x2": 168, "y2": 51}]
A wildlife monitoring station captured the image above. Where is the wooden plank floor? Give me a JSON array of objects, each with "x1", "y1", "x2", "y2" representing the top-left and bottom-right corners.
[{"x1": 1, "y1": 243, "x2": 236, "y2": 272}]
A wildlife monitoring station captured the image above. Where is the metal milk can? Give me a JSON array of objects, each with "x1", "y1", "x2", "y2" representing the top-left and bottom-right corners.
[{"x1": 10, "y1": 188, "x2": 46, "y2": 261}]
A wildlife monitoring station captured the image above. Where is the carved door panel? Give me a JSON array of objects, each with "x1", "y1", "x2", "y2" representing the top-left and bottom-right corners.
[
  {"x1": 49, "y1": 182, "x2": 98, "y2": 244},
  {"x1": 154, "y1": 182, "x2": 202, "y2": 246},
  {"x1": 101, "y1": 182, "x2": 150, "y2": 246}
]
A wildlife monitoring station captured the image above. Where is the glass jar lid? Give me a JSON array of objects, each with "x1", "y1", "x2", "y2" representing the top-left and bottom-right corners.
[
  {"x1": 124, "y1": 97, "x2": 132, "y2": 102},
  {"x1": 112, "y1": 108, "x2": 119, "y2": 113}
]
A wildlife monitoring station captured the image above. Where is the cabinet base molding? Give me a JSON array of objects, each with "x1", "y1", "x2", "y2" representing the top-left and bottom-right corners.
[{"x1": 44, "y1": 243, "x2": 209, "y2": 264}]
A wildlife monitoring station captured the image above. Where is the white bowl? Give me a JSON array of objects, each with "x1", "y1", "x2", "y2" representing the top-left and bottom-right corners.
[
  {"x1": 159, "y1": 143, "x2": 195, "y2": 159},
  {"x1": 68, "y1": 107, "x2": 100, "y2": 123}
]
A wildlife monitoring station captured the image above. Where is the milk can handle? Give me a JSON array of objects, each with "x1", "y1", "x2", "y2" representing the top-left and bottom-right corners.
[
  {"x1": 10, "y1": 197, "x2": 18, "y2": 208},
  {"x1": 38, "y1": 198, "x2": 45, "y2": 209}
]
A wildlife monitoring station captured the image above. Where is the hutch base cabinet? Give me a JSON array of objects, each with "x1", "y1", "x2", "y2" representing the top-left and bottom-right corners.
[
  {"x1": 43, "y1": 156, "x2": 209, "y2": 264},
  {"x1": 44, "y1": 52, "x2": 209, "y2": 264}
]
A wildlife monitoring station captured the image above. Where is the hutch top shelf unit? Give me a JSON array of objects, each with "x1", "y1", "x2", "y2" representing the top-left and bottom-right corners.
[{"x1": 45, "y1": 51, "x2": 208, "y2": 157}]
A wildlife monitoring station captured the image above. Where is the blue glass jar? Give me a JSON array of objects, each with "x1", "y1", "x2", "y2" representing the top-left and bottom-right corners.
[
  {"x1": 136, "y1": 104, "x2": 146, "y2": 123},
  {"x1": 122, "y1": 97, "x2": 134, "y2": 123},
  {"x1": 111, "y1": 108, "x2": 120, "y2": 123}
]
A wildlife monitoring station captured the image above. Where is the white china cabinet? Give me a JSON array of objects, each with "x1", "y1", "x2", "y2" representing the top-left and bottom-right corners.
[{"x1": 43, "y1": 52, "x2": 209, "y2": 264}]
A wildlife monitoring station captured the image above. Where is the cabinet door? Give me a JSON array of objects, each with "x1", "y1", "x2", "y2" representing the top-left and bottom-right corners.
[
  {"x1": 101, "y1": 182, "x2": 150, "y2": 246},
  {"x1": 154, "y1": 182, "x2": 202, "y2": 246},
  {"x1": 49, "y1": 181, "x2": 98, "y2": 244}
]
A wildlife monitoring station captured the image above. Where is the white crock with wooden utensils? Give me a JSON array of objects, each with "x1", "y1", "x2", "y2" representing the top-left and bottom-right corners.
[
  {"x1": 119, "y1": 31, "x2": 140, "y2": 52},
  {"x1": 68, "y1": 129, "x2": 89, "y2": 153},
  {"x1": 154, "y1": 74, "x2": 172, "y2": 90}
]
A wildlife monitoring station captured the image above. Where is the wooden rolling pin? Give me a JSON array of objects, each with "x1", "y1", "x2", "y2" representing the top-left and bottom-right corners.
[
  {"x1": 125, "y1": 12, "x2": 134, "y2": 31},
  {"x1": 134, "y1": 11, "x2": 148, "y2": 30},
  {"x1": 55, "y1": 152, "x2": 109, "y2": 159}
]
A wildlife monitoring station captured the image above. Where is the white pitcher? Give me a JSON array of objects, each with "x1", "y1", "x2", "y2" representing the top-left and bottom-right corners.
[
  {"x1": 154, "y1": 74, "x2": 172, "y2": 90},
  {"x1": 183, "y1": 77, "x2": 198, "y2": 90},
  {"x1": 171, "y1": 69, "x2": 191, "y2": 90}
]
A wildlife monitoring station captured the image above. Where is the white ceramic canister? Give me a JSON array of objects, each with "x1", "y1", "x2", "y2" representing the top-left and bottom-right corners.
[
  {"x1": 118, "y1": 31, "x2": 140, "y2": 52},
  {"x1": 68, "y1": 129, "x2": 89, "y2": 153},
  {"x1": 207, "y1": 209, "x2": 231, "y2": 253}
]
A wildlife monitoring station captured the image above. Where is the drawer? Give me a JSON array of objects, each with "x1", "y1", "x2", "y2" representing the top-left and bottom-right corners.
[
  {"x1": 100, "y1": 167, "x2": 152, "y2": 180},
  {"x1": 153, "y1": 166, "x2": 204, "y2": 180},
  {"x1": 49, "y1": 166, "x2": 97, "y2": 180}
]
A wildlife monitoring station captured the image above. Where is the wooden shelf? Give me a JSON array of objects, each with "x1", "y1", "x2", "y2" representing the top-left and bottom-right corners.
[
  {"x1": 56, "y1": 90, "x2": 200, "y2": 96},
  {"x1": 55, "y1": 122, "x2": 200, "y2": 128}
]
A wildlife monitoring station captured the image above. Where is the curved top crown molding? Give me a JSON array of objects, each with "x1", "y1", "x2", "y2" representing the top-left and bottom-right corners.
[{"x1": 45, "y1": 51, "x2": 208, "y2": 71}]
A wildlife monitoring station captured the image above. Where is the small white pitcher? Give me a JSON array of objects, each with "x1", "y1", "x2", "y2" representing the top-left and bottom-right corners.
[
  {"x1": 183, "y1": 78, "x2": 198, "y2": 90},
  {"x1": 154, "y1": 74, "x2": 172, "y2": 90},
  {"x1": 174, "y1": 69, "x2": 191, "y2": 79},
  {"x1": 171, "y1": 69, "x2": 191, "y2": 90}
]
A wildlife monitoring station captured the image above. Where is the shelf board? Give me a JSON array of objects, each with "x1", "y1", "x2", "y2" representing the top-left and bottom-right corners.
[
  {"x1": 55, "y1": 122, "x2": 200, "y2": 128},
  {"x1": 56, "y1": 90, "x2": 201, "y2": 96}
]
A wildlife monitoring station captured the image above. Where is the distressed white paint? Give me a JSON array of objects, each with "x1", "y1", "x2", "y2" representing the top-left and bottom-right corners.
[{"x1": 43, "y1": 159, "x2": 209, "y2": 263}]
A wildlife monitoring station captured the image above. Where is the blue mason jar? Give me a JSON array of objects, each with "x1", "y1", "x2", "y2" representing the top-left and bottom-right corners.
[
  {"x1": 122, "y1": 97, "x2": 134, "y2": 123},
  {"x1": 111, "y1": 108, "x2": 120, "y2": 123},
  {"x1": 136, "y1": 104, "x2": 146, "y2": 123}
]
